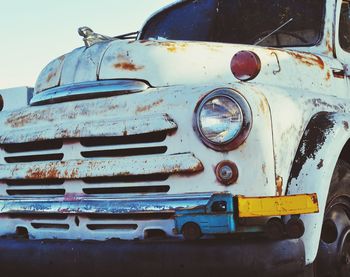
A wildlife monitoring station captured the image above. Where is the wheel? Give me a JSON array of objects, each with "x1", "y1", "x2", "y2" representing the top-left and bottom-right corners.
[
  {"x1": 286, "y1": 217, "x2": 305, "y2": 239},
  {"x1": 265, "y1": 217, "x2": 285, "y2": 240},
  {"x1": 181, "y1": 222, "x2": 202, "y2": 241},
  {"x1": 314, "y1": 160, "x2": 350, "y2": 277}
]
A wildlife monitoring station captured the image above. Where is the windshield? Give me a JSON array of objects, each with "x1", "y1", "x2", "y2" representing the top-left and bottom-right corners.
[{"x1": 140, "y1": 0, "x2": 325, "y2": 47}]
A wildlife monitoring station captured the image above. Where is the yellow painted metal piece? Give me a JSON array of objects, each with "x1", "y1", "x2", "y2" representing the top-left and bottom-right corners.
[{"x1": 238, "y1": 193, "x2": 319, "y2": 218}]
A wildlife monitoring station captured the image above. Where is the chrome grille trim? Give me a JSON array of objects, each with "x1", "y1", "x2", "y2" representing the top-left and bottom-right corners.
[
  {"x1": 0, "y1": 192, "x2": 212, "y2": 214},
  {"x1": 30, "y1": 80, "x2": 149, "y2": 105}
]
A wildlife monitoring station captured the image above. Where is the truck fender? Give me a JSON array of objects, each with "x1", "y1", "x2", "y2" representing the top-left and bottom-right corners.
[{"x1": 286, "y1": 112, "x2": 350, "y2": 264}]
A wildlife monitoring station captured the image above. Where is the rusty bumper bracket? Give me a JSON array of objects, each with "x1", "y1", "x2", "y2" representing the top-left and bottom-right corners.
[{"x1": 0, "y1": 238, "x2": 305, "y2": 277}]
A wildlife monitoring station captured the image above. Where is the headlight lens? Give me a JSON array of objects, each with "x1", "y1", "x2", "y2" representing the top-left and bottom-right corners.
[
  {"x1": 195, "y1": 89, "x2": 252, "y2": 151},
  {"x1": 199, "y1": 96, "x2": 243, "y2": 144}
]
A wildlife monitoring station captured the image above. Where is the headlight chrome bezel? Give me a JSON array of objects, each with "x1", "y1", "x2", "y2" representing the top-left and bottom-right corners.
[{"x1": 194, "y1": 88, "x2": 252, "y2": 151}]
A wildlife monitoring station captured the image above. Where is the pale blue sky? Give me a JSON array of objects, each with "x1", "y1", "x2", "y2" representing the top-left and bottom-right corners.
[{"x1": 0, "y1": 0, "x2": 175, "y2": 88}]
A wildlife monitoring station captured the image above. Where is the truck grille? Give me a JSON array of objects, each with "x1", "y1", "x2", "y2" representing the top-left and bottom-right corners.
[
  {"x1": 0, "y1": 120, "x2": 203, "y2": 198},
  {"x1": 0, "y1": 96, "x2": 205, "y2": 239}
]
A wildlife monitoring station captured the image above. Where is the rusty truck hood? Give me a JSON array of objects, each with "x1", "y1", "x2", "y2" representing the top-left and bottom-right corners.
[{"x1": 34, "y1": 40, "x2": 341, "y2": 98}]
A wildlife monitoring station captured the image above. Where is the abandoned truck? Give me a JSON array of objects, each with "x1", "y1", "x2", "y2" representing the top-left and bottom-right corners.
[{"x1": 1, "y1": 0, "x2": 350, "y2": 276}]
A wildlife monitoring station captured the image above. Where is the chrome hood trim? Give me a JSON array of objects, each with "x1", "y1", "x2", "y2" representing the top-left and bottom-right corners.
[{"x1": 30, "y1": 80, "x2": 149, "y2": 105}]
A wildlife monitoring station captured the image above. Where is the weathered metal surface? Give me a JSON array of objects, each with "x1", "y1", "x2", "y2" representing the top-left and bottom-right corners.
[
  {"x1": 99, "y1": 40, "x2": 336, "y2": 94},
  {"x1": 35, "y1": 55, "x2": 65, "y2": 93},
  {"x1": 285, "y1": 112, "x2": 350, "y2": 263},
  {"x1": 0, "y1": 153, "x2": 203, "y2": 180},
  {"x1": 3, "y1": 0, "x2": 349, "y2": 268},
  {"x1": 0, "y1": 113, "x2": 176, "y2": 144},
  {"x1": 59, "y1": 42, "x2": 110, "y2": 87},
  {"x1": 30, "y1": 80, "x2": 149, "y2": 105},
  {"x1": 0, "y1": 192, "x2": 212, "y2": 214},
  {"x1": 35, "y1": 41, "x2": 339, "y2": 97}
]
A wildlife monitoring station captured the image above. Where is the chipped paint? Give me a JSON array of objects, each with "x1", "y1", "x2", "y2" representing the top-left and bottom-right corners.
[
  {"x1": 144, "y1": 41, "x2": 189, "y2": 53},
  {"x1": 0, "y1": 153, "x2": 203, "y2": 180},
  {"x1": 275, "y1": 176, "x2": 283, "y2": 197},
  {"x1": 325, "y1": 31, "x2": 333, "y2": 54},
  {"x1": 136, "y1": 99, "x2": 164, "y2": 113},
  {"x1": 0, "y1": 0, "x2": 346, "y2": 266},
  {"x1": 114, "y1": 62, "x2": 144, "y2": 71},
  {"x1": 288, "y1": 112, "x2": 335, "y2": 182},
  {"x1": 288, "y1": 52, "x2": 324, "y2": 70},
  {"x1": 317, "y1": 159, "x2": 324, "y2": 169},
  {"x1": 35, "y1": 55, "x2": 66, "y2": 93},
  {"x1": 113, "y1": 53, "x2": 144, "y2": 71}
]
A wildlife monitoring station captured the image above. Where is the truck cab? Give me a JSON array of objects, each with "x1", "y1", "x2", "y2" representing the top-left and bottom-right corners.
[
  {"x1": 175, "y1": 193, "x2": 235, "y2": 240},
  {"x1": 1, "y1": 0, "x2": 350, "y2": 276}
]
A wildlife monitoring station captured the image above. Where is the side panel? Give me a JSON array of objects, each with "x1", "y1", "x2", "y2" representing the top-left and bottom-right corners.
[{"x1": 287, "y1": 112, "x2": 350, "y2": 264}]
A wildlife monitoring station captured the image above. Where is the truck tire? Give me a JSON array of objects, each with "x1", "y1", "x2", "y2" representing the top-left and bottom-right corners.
[
  {"x1": 182, "y1": 222, "x2": 202, "y2": 240},
  {"x1": 314, "y1": 159, "x2": 350, "y2": 277}
]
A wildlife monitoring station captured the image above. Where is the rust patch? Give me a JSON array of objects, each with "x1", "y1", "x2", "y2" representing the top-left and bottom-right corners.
[
  {"x1": 113, "y1": 53, "x2": 144, "y2": 71},
  {"x1": 325, "y1": 71, "x2": 331, "y2": 81},
  {"x1": 26, "y1": 167, "x2": 60, "y2": 179},
  {"x1": 317, "y1": 159, "x2": 324, "y2": 169},
  {"x1": 261, "y1": 163, "x2": 266, "y2": 174},
  {"x1": 46, "y1": 71, "x2": 57, "y2": 83},
  {"x1": 343, "y1": 121, "x2": 349, "y2": 131},
  {"x1": 275, "y1": 176, "x2": 283, "y2": 196},
  {"x1": 136, "y1": 99, "x2": 164, "y2": 113},
  {"x1": 288, "y1": 52, "x2": 324, "y2": 70},
  {"x1": 6, "y1": 111, "x2": 49, "y2": 128},
  {"x1": 325, "y1": 31, "x2": 333, "y2": 54},
  {"x1": 114, "y1": 62, "x2": 144, "y2": 71},
  {"x1": 159, "y1": 42, "x2": 188, "y2": 53}
]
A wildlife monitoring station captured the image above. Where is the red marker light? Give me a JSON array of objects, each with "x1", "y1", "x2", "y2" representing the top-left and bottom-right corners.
[{"x1": 230, "y1": 51, "x2": 261, "y2": 81}]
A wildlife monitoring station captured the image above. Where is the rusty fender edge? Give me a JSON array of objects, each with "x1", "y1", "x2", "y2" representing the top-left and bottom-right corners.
[{"x1": 0, "y1": 238, "x2": 305, "y2": 277}]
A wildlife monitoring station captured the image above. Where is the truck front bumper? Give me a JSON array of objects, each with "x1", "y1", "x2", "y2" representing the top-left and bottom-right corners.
[{"x1": 0, "y1": 237, "x2": 305, "y2": 277}]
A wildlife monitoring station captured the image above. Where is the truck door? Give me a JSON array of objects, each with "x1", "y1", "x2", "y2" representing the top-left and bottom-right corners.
[{"x1": 206, "y1": 200, "x2": 235, "y2": 233}]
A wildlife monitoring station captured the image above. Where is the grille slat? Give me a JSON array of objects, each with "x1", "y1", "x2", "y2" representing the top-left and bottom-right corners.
[
  {"x1": 0, "y1": 153, "x2": 203, "y2": 180},
  {"x1": 5, "y1": 153, "x2": 64, "y2": 163},
  {"x1": 83, "y1": 185, "x2": 170, "y2": 195}
]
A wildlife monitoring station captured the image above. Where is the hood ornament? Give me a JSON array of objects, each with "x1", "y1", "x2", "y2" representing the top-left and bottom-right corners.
[{"x1": 78, "y1": 26, "x2": 115, "y2": 47}]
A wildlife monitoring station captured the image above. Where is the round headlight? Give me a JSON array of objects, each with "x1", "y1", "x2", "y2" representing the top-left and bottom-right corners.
[{"x1": 194, "y1": 89, "x2": 252, "y2": 151}]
